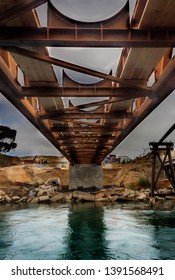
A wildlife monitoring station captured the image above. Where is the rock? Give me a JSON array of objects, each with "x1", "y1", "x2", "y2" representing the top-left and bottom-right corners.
[
  {"x1": 27, "y1": 198, "x2": 33, "y2": 203},
  {"x1": 4, "y1": 195, "x2": 12, "y2": 203},
  {"x1": 18, "y1": 197, "x2": 28, "y2": 202},
  {"x1": 127, "y1": 193, "x2": 135, "y2": 199},
  {"x1": 63, "y1": 192, "x2": 73, "y2": 201},
  {"x1": 0, "y1": 190, "x2": 6, "y2": 196},
  {"x1": 37, "y1": 180, "x2": 44, "y2": 185},
  {"x1": 109, "y1": 195, "x2": 119, "y2": 202},
  {"x1": 122, "y1": 189, "x2": 131, "y2": 197},
  {"x1": 45, "y1": 178, "x2": 61, "y2": 186},
  {"x1": 137, "y1": 193, "x2": 147, "y2": 200},
  {"x1": 102, "y1": 190, "x2": 116, "y2": 197},
  {"x1": 119, "y1": 196, "x2": 134, "y2": 201},
  {"x1": 97, "y1": 197, "x2": 111, "y2": 202},
  {"x1": 12, "y1": 196, "x2": 21, "y2": 201},
  {"x1": 50, "y1": 193, "x2": 64, "y2": 202},
  {"x1": 158, "y1": 188, "x2": 172, "y2": 195},
  {"x1": 155, "y1": 196, "x2": 166, "y2": 201},
  {"x1": 165, "y1": 196, "x2": 175, "y2": 200},
  {"x1": 38, "y1": 195, "x2": 50, "y2": 202},
  {"x1": 29, "y1": 190, "x2": 37, "y2": 197},
  {"x1": 39, "y1": 185, "x2": 47, "y2": 189},
  {"x1": 34, "y1": 187, "x2": 40, "y2": 192},
  {"x1": 0, "y1": 195, "x2": 3, "y2": 201},
  {"x1": 30, "y1": 197, "x2": 39, "y2": 203},
  {"x1": 112, "y1": 188, "x2": 125, "y2": 195},
  {"x1": 73, "y1": 191, "x2": 95, "y2": 202},
  {"x1": 95, "y1": 192, "x2": 105, "y2": 198},
  {"x1": 46, "y1": 185, "x2": 58, "y2": 193},
  {"x1": 140, "y1": 188, "x2": 150, "y2": 193},
  {"x1": 37, "y1": 189, "x2": 47, "y2": 197},
  {"x1": 149, "y1": 197, "x2": 156, "y2": 205}
]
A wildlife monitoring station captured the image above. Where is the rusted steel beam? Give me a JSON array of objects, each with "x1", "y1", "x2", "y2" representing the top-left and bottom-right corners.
[
  {"x1": 54, "y1": 99, "x2": 132, "y2": 113},
  {"x1": 51, "y1": 126, "x2": 122, "y2": 132},
  {"x1": 54, "y1": 123, "x2": 121, "y2": 128},
  {"x1": 58, "y1": 139, "x2": 98, "y2": 143},
  {"x1": 0, "y1": 0, "x2": 48, "y2": 25},
  {"x1": 56, "y1": 135, "x2": 116, "y2": 140},
  {"x1": 100, "y1": 56, "x2": 175, "y2": 162},
  {"x1": 60, "y1": 98, "x2": 133, "y2": 112},
  {"x1": 76, "y1": 155, "x2": 96, "y2": 157},
  {"x1": 66, "y1": 149, "x2": 107, "y2": 152},
  {"x1": 130, "y1": 0, "x2": 148, "y2": 27},
  {"x1": 54, "y1": 120, "x2": 121, "y2": 130},
  {"x1": 61, "y1": 144, "x2": 111, "y2": 148},
  {"x1": 40, "y1": 111, "x2": 133, "y2": 120},
  {"x1": 21, "y1": 86, "x2": 151, "y2": 98},
  {"x1": 58, "y1": 140, "x2": 110, "y2": 144},
  {"x1": 0, "y1": 57, "x2": 72, "y2": 163},
  {"x1": 4, "y1": 47, "x2": 146, "y2": 88},
  {"x1": 61, "y1": 120, "x2": 102, "y2": 127},
  {"x1": 1, "y1": 27, "x2": 175, "y2": 47},
  {"x1": 159, "y1": 123, "x2": 175, "y2": 143}
]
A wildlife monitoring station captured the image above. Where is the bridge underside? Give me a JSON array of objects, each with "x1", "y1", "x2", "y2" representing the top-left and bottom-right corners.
[{"x1": 1, "y1": 0, "x2": 175, "y2": 164}]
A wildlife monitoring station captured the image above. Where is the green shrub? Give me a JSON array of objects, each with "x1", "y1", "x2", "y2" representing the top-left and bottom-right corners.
[{"x1": 139, "y1": 176, "x2": 151, "y2": 188}]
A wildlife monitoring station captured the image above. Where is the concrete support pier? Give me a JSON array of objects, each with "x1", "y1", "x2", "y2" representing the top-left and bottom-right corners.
[{"x1": 69, "y1": 164, "x2": 103, "y2": 190}]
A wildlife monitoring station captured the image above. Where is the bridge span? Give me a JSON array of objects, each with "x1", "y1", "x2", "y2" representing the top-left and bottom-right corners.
[{"x1": 1, "y1": 0, "x2": 175, "y2": 187}]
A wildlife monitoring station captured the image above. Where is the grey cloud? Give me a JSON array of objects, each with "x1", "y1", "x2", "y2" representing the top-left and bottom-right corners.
[{"x1": 0, "y1": 93, "x2": 61, "y2": 157}]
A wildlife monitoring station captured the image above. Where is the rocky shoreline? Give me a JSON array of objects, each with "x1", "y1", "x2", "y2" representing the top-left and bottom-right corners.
[{"x1": 0, "y1": 183, "x2": 175, "y2": 205}]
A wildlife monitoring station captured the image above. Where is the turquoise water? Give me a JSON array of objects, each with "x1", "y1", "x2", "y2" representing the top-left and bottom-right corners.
[{"x1": 0, "y1": 202, "x2": 175, "y2": 260}]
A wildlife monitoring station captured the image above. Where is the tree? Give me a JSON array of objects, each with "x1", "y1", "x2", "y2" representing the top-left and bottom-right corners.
[{"x1": 0, "y1": 125, "x2": 17, "y2": 153}]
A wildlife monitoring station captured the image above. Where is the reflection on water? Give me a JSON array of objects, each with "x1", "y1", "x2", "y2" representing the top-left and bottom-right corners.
[
  {"x1": 0, "y1": 201, "x2": 175, "y2": 260},
  {"x1": 63, "y1": 203, "x2": 108, "y2": 259}
]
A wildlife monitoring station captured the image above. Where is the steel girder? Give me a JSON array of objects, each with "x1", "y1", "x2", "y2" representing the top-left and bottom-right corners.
[{"x1": 1, "y1": 27, "x2": 175, "y2": 48}]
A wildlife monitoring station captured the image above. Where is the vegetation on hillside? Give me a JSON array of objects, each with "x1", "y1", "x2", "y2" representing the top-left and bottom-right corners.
[{"x1": 0, "y1": 125, "x2": 17, "y2": 153}]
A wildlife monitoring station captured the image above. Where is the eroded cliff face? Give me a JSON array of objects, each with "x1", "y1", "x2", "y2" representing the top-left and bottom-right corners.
[
  {"x1": 0, "y1": 155, "x2": 69, "y2": 189},
  {"x1": 103, "y1": 156, "x2": 169, "y2": 190}
]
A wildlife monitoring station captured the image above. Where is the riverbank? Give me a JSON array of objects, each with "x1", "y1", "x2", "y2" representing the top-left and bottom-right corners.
[
  {"x1": 0, "y1": 154, "x2": 174, "y2": 206},
  {"x1": 0, "y1": 182, "x2": 175, "y2": 206}
]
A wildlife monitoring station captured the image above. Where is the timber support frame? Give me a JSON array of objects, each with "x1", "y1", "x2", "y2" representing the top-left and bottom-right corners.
[{"x1": 149, "y1": 142, "x2": 175, "y2": 197}]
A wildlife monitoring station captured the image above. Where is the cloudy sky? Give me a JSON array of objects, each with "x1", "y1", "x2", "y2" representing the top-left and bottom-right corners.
[{"x1": 1, "y1": 0, "x2": 175, "y2": 159}]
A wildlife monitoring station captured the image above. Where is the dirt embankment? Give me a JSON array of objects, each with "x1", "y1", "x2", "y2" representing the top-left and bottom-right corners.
[
  {"x1": 0, "y1": 154, "x2": 170, "y2": 192},
  {"x1": 0, "y1": 155, "x2": 69, "y2": 191},
  {"x1": 103, "y1": 156, "x2": 169, "y2": 190}
]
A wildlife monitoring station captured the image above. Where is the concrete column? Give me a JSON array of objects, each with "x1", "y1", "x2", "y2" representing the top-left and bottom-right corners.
[{"x1": 69, "y1": 164, "x2": 103, "y2": 190}]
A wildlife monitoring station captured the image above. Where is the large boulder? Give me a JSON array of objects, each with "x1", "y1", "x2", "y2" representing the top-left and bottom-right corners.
[
  {"x1": 12, "y1": 196, "x2": 20, "y2": 201},
  {"x1": 63, "y1": 192, "x2": 73, "y2": 201},
  {"x1": 38, "y1": 195, "x2": 50, "y2": 202},
  {"x1": 137, "y1": 193, "x2": 147, "y2": 201},
  {"x1": 0, "y1": 190, "x2": 6, "y2": 196},
  {"x1": 18, "y1": 197, "x2": 28, "y2": 202},
  {"x1": 73, "y1": 191, "x2": 95, "y2": 202},
  {"x1": 37, "y1": 189, "x2": 48, "y2": 197},
  {"x1": 30, "y1": 197, "x2": 39, "y2": 203},
  {"x1": 4, "y1": 195, "x2": 12, "y2": 203},
  {"x1": 122, "y1": 189, "x2": 131, "y2": 197},
  {"x1": 50, "y1": 193, "x2": 64, "y2": 202},
  {"x1": 165, "y1": 196, "x2": 175, "y2": 200},
  {"x1": 158, "y1": 188, "x2": 172, "y2": 195},
  {"x1": 45, "y1": 178, "x2": 61, "y2": 186}
]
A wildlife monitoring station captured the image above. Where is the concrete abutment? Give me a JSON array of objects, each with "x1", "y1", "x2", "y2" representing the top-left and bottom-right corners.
[{"x1": 69, "y1": 164, "x2": 103, "y2": 189}]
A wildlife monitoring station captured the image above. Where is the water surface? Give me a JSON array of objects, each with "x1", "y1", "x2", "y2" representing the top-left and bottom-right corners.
[{"x1": 0, "y1": 202, "x2": 175, "y2": 260}]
